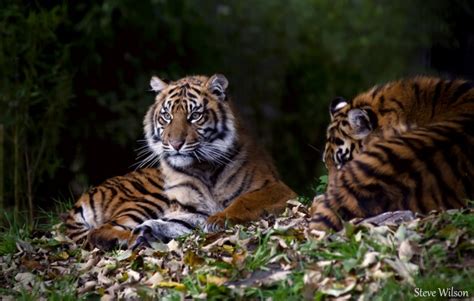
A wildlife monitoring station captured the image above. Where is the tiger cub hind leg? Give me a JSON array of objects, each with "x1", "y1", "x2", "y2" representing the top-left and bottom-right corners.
[
  {"x1": 86, "y1": 212, "x2": 151, "y2": 250},
  {"x1": 87, "y1": 221, "x2": 132, "y2": 251},
  {"x1": 63, "y1": 168, "x2": 167, "y2": 250}
]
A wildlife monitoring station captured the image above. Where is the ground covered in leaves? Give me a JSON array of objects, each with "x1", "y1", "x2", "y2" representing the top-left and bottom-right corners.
[{"x1": 1, "y1": 200, "x2": 473, "y2": 300}]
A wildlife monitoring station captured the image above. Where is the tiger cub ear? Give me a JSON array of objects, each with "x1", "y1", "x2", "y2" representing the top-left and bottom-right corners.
[
  {"x1": 207, "y1": 74, "x2": 229, "y2": 101},
  {"x1": 348, "y1": 108, "x2": 378, "y2": 139},
  {"x1": 150, "y1": 76, "x2": 168, "y2": 93},
  {"x1": 330, "y1": 97, "x2": 349, "y2": 118}
]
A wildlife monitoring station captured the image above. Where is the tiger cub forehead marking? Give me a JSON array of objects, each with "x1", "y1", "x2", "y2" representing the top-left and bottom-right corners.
[{"x1": 156, "y1": 77, "x2": 214, "y2": 116}]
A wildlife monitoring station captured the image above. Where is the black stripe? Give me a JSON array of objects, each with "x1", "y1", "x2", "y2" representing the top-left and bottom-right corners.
[
  {"x1": 168, "y1": 91, "x2": 179, "y2": 98},
  {"x1": 344, "y1": 162, "x2": 393, "y2": 214},
  {"x1": 119, "y1": 213, "x2": 145, "y2": 224},
  {"x1": 339, "y1": 169, "x2": 370, "y2": 216},
  {"x1": 209, "y1": 129, "x2": 228, "y2": 143},
  {"x1": 389, "y1": 97, "x2": 405, "y2": 111},
  {"x1": 149, "y1": 192, "x2": 170, "y2": 205},
  {"x1": 73, "y1": 205, "x2": 83, "y2": 215},
  {"x1": 186, "y1": 91, "x2": 198, "y2": 99},
  {"x1": 363, "y1": 150, "x2": 388, "y2": 165},
  {"x1": 386, "y1": 138, "x2": 427, "y2": 213},
  {"x1": 115, "y1": 204, "x2": 149, "y2": 218},
  {"x1": 378, "y1": 95, "x2": 386, "y2": 108},
  {"x1": 370, "y1": 144, "x2": 412, "y2": 208},
  {"x1": 412, "y1": 82, "x2": 421, "y2": 105},
  {"x1": 311, "y1": 215, "x2": 339, "y2": 231},
  {"x1": 70, "y1": 229, "x2": 89, "y2": 239},
  {"x1": 431, "y1": 127, "x2": 472, "y2": 205},
  {"x1": 88, "y1": 190, "x2": 98, "y2": 222},
  {"x1": 407, "y1": 135, "x2": 458, "y2": 209},
  {"x1": 217, "y1": 102, "x2": 228, "y2": 132},
  {"x1": 136, "y1": 197, "x2": 166, "y2": 214},
  {"x1": 109, "y1": 179, "x2": 136, "y2": 197},
  {"x1": 430, "y1": 79, "x2": 443, "y2": 119},
  {"x1": 130, "y1": 180, "x2": 150, "y2": 195},
  {"x1": 102, "y1": 186, "x2": 118, "y2": 214},
  {"x1": 171, "y1": 199, "x2": 209, "y2": 217},
  {"x1": 338, "y1": 206, "x2": 355, "y2": 221},
  {"x1": 136, "y1": 203, "x2": 160, "y2": 219},
  {"x1": 223, "y1": 171, "x2": 250, "y2": 206},
  {"x1": 452, "y1": 81, "x2": 474, "y2": 103},
  {"x1": 170, "y1": 165, "x2": 207, "y2": 183},
  {"x1": 166, "y1": 182, "x2": 206, "y2": 200},
  {"x1": 165, "y1": 218, "x2": 195, "y2": 230},
  {"x1": 65, "y1": 222, "x2": 87, "y2": 230},
  {"x1": 242, "y1": 168, "x2": 255, "y2": 192},
  {"x1": 110, "y1": 220, "x2": 131, "y2": 230}
]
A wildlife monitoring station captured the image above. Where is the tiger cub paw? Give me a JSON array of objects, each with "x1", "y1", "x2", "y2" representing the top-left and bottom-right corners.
[
  {"x1": 129, "y1": 219, "x2": 192, "y2": 250},
  {"x1": 205, "y1": 212, "x2": 231, "y2": 232},
  {"x1": 309, "y1": 195, "x2": 343, "y2": 232}
]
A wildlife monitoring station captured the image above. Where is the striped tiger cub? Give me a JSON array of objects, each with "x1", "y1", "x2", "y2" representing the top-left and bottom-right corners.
[
  {"x1": 310, "y1": 76, "x2": 474, "y2": 231},
  {"x1": 64, "y1": 74, "x2": 296, "y2": 250}
]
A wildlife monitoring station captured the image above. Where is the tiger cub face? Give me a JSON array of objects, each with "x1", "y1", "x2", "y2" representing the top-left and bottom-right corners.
[
  {"x1": 323, "y1": 97, "x2": 378, "y2": 172},
  {"x1": 144, "y1": 74, "x2": 236, "y2": 168}
]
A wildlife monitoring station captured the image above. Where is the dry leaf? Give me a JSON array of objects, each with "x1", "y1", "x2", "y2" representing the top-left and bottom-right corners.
[
  {"x1": 361, "y1": 252, "x2": 378, "y2": 268},
  {"x1": 145, "y1": 272, "x2": 164, "y2": 288},
  {"x1": 321, "y1": 277, "x2": 357, "y2": 297},
  {"x1": 398, "y1": 240, "x2": 414, "y2": 262},
  {"x1": 158, "y1": 281, "x2": 186, "y2": 291},
  {"x1": 206, "y1": 275, "x2": 228, "y2": 286},
  {"x1": 15, "y1": 272, "x2": 35, "y2": 288}
]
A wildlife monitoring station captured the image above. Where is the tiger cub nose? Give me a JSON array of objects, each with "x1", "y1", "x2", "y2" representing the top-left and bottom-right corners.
[{"x1": 170, "y1": 139, "x2": 185, "y2": 151}]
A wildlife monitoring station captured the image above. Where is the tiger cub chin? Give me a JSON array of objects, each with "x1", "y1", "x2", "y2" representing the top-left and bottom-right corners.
[
  {"x1": 64, "y1": 74, "x2": 296, "y2": 250},
  {"x1": 311, "y1": 76, "x2": 474, "y2": 231}
]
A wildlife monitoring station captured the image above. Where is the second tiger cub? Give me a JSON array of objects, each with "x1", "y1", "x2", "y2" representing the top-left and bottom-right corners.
[{"x1": 311, "y1": 76, "x2": 473, "y2": 231}]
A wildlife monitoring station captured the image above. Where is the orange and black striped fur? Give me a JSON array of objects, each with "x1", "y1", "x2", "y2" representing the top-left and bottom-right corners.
[
  {"x1": 64, "y1": 74, "x2": 296, "y2": 250},
  {"x1": 310, "y1": 77, "x2": 474, "y2": 231},
  {"x1": 63, "y1": 168, "x2": 166, "y2": 250}
]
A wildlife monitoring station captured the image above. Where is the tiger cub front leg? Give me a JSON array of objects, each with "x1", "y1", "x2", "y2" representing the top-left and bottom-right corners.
[
  {"x1": 129, "y1": 212, "x2": 207, "y2": 249},
  {"x1": 206, "y1": 181, "x2": 297, "y2": 230},
  {"x1": 309, "y1": 193, "x2": 344, "y2": 231}
]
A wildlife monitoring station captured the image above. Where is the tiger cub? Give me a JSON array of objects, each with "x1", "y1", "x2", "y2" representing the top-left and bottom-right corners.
[
  {"x1": 310, "y1": 76, "x2": 474, "y2": 231},
  {"x1": 64, "y1": 74, "x2": 296, "y2": 250}
]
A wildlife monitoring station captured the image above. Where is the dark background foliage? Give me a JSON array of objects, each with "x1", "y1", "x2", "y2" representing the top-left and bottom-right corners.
[{"x1": 1, "y1": 0, "x2": 473, "y2": 222}]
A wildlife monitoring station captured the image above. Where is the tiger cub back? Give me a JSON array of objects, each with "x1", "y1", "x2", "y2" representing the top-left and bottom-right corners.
[{"x1": 311, "y1": 77, "x2": 474, "y2": 231}]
